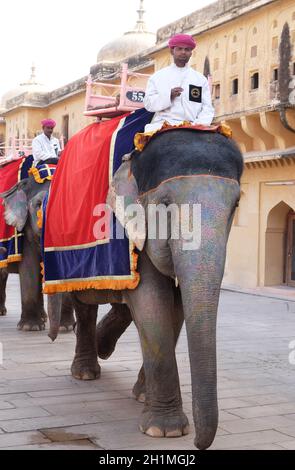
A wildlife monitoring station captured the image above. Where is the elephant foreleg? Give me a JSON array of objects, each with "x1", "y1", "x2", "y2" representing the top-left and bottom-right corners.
[
  {"x1": 125, "y1": 253, "x2": 188, "y2": 438},
  {"x1": 96, "y1": 303, "x2": 132, "y2": 359},
  {"x1": 0, "y1": 269, "x2": 8, "y2": 316},
  {"x1": 71, "y1": 295, "x2": 100, "y2": 380},
  {"x1": 132, "y1": 283, "x2": 184, "y2": 403},
  {"x1": 17, "y1": 236, "x2": 46, "y2": 331}
]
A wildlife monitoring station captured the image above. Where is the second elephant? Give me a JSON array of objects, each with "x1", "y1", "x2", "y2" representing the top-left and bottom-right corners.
[{"x1": 0, "y1": 175, "x2": 75, "y2": 331}]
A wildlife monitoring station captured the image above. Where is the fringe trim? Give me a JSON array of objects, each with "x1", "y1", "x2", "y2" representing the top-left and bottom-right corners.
[
  {"x1": 37, "y1": 208, "x2": 43, "y2": 229},
  {"x1": 43, "y1": 250, "x2": 139, "y2": 294},
  {"x1": 40, "y1": 261, "x2": 44, "y2": 278},
  {"x1": 134, "y1": 121, "x2": 233, "y2": 151},
  {"x1": 0, "y1": 254, "x2": 22, "y2": 268}
]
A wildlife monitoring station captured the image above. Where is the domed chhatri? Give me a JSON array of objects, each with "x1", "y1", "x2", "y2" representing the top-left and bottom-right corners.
[
  {"x1": 1, "y1": 65, "x2": 48, "y2": 110},
  {"x1": 97, "y1": 0, "x2": 155, "y2": 64}
]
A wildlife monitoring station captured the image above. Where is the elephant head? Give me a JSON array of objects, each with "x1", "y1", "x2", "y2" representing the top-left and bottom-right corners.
[
  {"x1": 108, "y1": 129, "x2": 243, "y2": 449},
  {"x1": 0, "y1": 177, "x2": 49, "y2": 238}
]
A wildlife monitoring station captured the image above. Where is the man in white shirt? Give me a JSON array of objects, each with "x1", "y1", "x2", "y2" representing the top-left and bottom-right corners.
[
  {"x1": 144, "y1": 33, "x2": 214, "y2": 132},
  {"x1": 32, "y1": 119, "x2": 61, "y2": 167}
]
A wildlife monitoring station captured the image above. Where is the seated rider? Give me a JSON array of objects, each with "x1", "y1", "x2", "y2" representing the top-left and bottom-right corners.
[
  {"x1": 32, "y1": 119, "x2": 61, "y2": 167},
  {"x1": 143, "y1": 33, "x2": 215, "y2": 132}
]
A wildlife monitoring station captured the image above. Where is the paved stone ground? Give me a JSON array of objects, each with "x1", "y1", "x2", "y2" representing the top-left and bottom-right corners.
[{"x1": 0, "y1": 274, "x2": 295, "y2": 450}]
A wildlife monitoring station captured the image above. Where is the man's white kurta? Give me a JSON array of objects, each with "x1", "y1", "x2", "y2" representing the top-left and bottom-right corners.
[
  {"x1": 144, "y1": 64, "x2": 214, "y2": 132},
  {"x1": 32, "y1": 133, "x2": 61, "y2": 166}
]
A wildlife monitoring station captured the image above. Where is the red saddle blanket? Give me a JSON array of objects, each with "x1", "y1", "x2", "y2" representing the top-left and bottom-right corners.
[
  {"x1": 41, "y1": 108, "x2": 153, "y2": 294},
  {"x1": 0, "y1": 156, "x2": 34, "y2": 267}
]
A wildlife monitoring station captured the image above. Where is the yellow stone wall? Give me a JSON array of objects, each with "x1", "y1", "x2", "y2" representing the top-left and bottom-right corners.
[
  {"x1": 187, "y1": 0, "x2": 295, "y2": 117},
  {"x1": 47, "y1": 92, "x2": 96, "y2": 141},
  {"x1": 4, "y1": 108, "x2": 50, "y2": 141},
  {"x1": 225, "y1": 161, "x2": 295, "y2": 287},
  {"x1": 148, "y1": 0, "x2": 295, "y2": 156}
]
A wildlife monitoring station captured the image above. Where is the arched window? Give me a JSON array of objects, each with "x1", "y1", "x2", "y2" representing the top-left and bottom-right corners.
[
  {"x1": 250, "y1": 72, "x2": 259, "y2": 90},
  {"x1": 213, "y1": 83, "x2": 220, "y2": 100}
]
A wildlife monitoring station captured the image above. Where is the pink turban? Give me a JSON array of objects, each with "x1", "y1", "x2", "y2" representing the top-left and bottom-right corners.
[
  {"x1": 168, "y1": 34, "x2": 196, "y2": 49},
  {"x1": 41, "y1": 118, "x2": 56, "y2": 128}
]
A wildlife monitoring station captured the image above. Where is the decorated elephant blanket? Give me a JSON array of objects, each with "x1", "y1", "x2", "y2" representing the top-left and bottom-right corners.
[
  {"x1": 29, "y1": 163, "x2": 56, "y2": 184},
  {"x1": 41, "y1": 108, "x2": 153, "y2": 294},
  {"x1": 134, "y1": 121, "x2": 232, "y2": 151},
  {"x1": 0, "y1": 156, "x2": 34, "y2": 268}
]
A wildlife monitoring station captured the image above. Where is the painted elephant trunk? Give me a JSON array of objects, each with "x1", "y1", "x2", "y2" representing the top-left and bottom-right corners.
[
  {"x1": 169, "y1": 177, "x2": 240, "y2": 449},
  {"x1": 172, "y1": 249, "x2": 222, "y2": 449},
  {"x1": 47, "y1": 293, "x2": 62, "y2": 341}
]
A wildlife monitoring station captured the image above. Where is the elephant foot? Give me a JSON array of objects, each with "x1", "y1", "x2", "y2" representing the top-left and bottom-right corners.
[
  {"x1": 60, "y1": 310, "x2": 75, "y2": 333},
  {"x1": 17, "y1": 318, "x2": 46, "y2": 331},
  {"x1": 59, "y1": 324, "x2": 75, "y2": 333},
  {"x1": 71, "y1": 356, "x2": 101, "y2": 381},
  {"x1": 96, "y1": 304, "x2": 132, "y2": 360},
  {"x1": 140, "y1": 408, "x2": 189, "y2": 438},
  {"x1": 0, "y1": 306, "x2": 7, "y2": 316},
  {"x1": 59, "y1": 316, "x2": 76, "y2": 333},
  {"x1": 41, "y1": 310, "x2": 48, "y2": 323},
  {"x1": 132, "y1": 365, "x2": 146, "y2": 403}
]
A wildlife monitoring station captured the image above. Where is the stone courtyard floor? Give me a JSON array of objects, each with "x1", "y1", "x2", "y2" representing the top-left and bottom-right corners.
[{"x1": 0, "y1": 274, "x2": 295, "y2": 450}]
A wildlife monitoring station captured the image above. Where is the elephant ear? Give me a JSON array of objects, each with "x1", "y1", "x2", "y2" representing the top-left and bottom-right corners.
[
  {"x1": 107, "y1": 160, "x2": 146, "y2": 251},
  {"x1": 28, "y1": 191, "x2": 47, "y2": 235},
  {"x1": 0, "y1": 180, "x2": 29, "y2": 232}
]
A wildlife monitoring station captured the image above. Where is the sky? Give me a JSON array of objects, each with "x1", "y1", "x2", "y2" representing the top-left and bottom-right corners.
[{"x1": 0, "y1": 0, "x2": 215, "y2": 100}]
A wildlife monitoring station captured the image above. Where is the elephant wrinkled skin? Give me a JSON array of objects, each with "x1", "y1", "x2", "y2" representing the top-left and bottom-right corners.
[{"x1": 47, "y1": 130, "x2": 243, "y2": 449}]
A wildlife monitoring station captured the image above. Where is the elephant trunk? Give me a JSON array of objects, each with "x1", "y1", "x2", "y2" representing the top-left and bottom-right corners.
[
  {"x1": 185, "y1": 283, "x2": 220, "y2": 449},
  {"x1": 173, "y1": 247, "x2": 224, "y2": 450},
  {"x1": 169, "y1": 180, "x2": 237, "y2": 449},
  {"x1": 47, "y1": 293, "x2": 62, "y2": 341}
]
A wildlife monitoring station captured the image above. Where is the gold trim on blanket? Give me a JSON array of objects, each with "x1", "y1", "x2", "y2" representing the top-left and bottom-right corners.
[{"x1": 44, "y1": 238, "x2": 110, "y2": 252}]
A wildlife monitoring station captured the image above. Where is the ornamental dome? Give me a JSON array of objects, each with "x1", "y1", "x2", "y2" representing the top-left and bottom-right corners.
[
  {"x1": 1, "y1": 65, "x2": 48, "y2": 110},
  {"x1": 97, "y1": 0, "x2": 155, "y2": 63}
]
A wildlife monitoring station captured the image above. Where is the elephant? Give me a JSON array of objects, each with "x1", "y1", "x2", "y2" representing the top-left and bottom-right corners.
[
  {"x1": 36, "y1": 129, "x2": 243, "y2": 449},
  {"x1": 0, "y1": 175, "x2": 75, "y2": 331}
]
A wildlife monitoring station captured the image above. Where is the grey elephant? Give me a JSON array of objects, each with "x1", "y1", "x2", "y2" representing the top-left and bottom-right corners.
[
  {"x1": 41, "y1": 130, "x2": 243, "y2": 449},
  {"x1": 0, "y1": 175, "x2": 75, "y2": 331}
]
